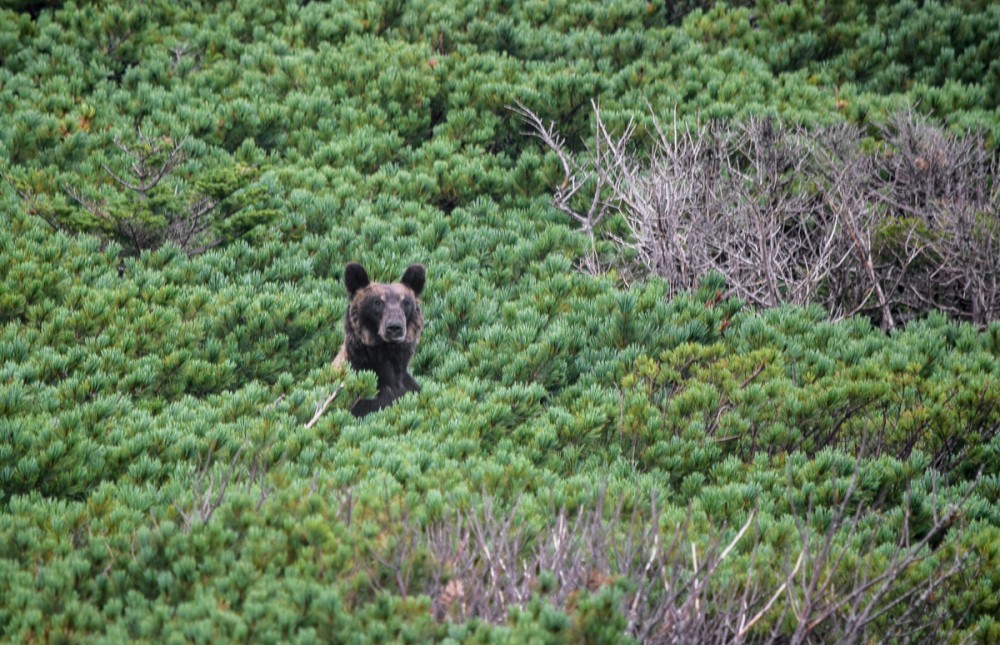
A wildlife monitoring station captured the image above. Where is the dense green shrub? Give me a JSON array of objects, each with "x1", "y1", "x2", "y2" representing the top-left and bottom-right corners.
[{"x1": 2, "y1": 0, "x2": 999, "y2": 641}]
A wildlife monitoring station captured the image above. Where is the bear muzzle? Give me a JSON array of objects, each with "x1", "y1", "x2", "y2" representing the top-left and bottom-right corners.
[{"x1": 380, "y1": 314, "x2": 408, "y2": 343}]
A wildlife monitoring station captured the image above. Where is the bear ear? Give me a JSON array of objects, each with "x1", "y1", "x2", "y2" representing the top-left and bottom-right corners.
[
  {"x1": 400, "y1": 264, "x2": 426, "y2": 297},
  {"x1": 344, "y1": 262, "x2": 371, "y2": 297}
]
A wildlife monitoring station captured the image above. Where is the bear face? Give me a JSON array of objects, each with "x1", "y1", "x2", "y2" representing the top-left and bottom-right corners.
[
  {"x1": 344, "y1": 262, "x2": 425, "y2": 348},
  {"x1": 334, "y1": 262, "x2": 426, "y2": 417}
]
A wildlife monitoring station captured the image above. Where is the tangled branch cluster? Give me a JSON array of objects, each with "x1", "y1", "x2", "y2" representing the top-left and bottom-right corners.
[
  {"x1": 353, "y1": 477, "x2": 979, "y2": 644},
  {"x1": 515, "y1": 104, "x2": 1000, "y2": 328}
]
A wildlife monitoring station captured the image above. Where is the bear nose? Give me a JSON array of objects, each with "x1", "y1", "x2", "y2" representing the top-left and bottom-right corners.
[{"x1": 385, "y1": 323, "x2": 405, "y2": 340}]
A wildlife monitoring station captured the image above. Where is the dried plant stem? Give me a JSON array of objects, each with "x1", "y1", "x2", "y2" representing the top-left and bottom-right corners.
[{"x1": 305, "y1": 384, "x2": 344, "y2": 429}]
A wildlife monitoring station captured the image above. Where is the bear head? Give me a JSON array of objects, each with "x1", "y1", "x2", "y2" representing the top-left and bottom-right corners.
[{"x1": 343, "y1": 262, "x2": 425, "y2": 349}]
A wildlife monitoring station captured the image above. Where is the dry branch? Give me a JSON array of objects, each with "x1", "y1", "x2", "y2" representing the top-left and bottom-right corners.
[
  {"x1": 515, "y1": 103, "x2": 1000, "y2": 325},
  {"x1": 304, "y1": 384, "x2": 344, "y2": 429}
]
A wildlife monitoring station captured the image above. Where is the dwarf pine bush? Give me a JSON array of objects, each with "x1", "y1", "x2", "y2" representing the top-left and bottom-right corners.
[{"x1": 2, "y1": 0, "x2": 1000, "y2": 642}]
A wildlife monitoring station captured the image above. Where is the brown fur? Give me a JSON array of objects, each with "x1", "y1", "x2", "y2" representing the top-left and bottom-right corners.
[{"x1": 336, "y1": 263, "x2": 426, "y2": 417}]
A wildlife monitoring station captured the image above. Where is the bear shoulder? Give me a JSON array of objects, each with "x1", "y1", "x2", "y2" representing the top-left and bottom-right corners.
[{"x1": 332, "y1": 343, "x2": 349, "y2": 369}]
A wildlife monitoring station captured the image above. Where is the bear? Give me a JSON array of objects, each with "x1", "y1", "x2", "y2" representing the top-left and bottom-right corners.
[{"x1": 333, "y1": 262, "x2": 426, "y2": 417}]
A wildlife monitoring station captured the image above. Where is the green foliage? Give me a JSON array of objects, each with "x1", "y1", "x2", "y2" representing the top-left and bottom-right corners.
[
  {"x1": 2, "y1": 0, "x2": 999, "y2": 641},
  {"x1": 685, "y1": 1, "x2": 1000, "y2": 118}
]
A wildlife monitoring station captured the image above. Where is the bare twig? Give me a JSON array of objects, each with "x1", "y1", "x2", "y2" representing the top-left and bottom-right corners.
[{"x1": 304, "y1": 384, "x2": 344, "y2": 429}]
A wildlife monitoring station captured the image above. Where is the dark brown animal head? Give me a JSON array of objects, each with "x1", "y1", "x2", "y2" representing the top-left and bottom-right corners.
[{"x1": 344, "y1": 262, "x2": 425, "y2": 348}]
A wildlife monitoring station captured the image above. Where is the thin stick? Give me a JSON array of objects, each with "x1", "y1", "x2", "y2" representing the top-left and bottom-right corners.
[
  {"x1": 738, "y1": 551, "x2": 804, "y2": 638},
  {"x1": 305, "y1": 384, "x2": 344, "y2": 429},
  {"x1": 718, "y1": 511, "x2": 755, "y2": 562}
]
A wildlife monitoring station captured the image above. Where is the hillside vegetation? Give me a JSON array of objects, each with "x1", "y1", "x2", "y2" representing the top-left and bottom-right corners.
[{"x1": 2, "y1": 1, "x2": 999, "y2": 642}]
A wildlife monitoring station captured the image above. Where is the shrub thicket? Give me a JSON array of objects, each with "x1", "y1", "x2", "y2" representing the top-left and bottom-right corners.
[
  {"x1": 2, "y1": 0, "x2": 999, "y2": 642},
  {"x1": 518, "y1": 103, "x2": 1000, "y2": 327}
]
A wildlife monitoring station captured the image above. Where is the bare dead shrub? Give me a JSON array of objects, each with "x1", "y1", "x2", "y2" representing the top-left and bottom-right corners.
[
  {"x1": 514, "y1": 103, "x2": 1000, "y2": 326},
  {"x1": 873, "y1": 109, "x2": 1000, "y2": 325},
  {"x1": 165, "y1": 460, "x2": 980, "y2": 641},
  {"x1": 353, "y1": 478, "x2": 980, "y2": 643}
]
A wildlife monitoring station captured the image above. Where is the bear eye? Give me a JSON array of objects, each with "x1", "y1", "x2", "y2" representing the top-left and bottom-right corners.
[
  {"x1": 369, "y1": 299, "x2": 384, "y2": 313},
  {"x1": 402, "y1": 298, "x2": 414, "y2": 314}
]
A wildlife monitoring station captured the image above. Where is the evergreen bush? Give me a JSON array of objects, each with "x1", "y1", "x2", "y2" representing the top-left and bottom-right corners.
[{"x1": 2, "y1": 0, "x2": 999, "y2": 641}]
